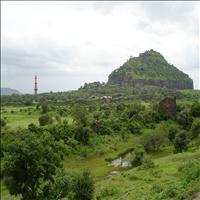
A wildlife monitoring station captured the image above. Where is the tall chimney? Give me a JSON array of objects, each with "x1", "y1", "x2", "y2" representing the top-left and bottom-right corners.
[{"x1": 34, "y1": 75, "x2": 38, "y2": 95}]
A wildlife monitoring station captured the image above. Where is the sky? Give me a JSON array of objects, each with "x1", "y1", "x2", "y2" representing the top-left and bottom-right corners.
[{"x1": 1, "y1": 1, "x2": 200, "y2": 94}]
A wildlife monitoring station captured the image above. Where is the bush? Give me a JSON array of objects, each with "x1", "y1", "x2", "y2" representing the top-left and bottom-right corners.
[
  {"x1": 74, "y1": 126, "x2": 91, "y2": 145},
  {"x1": 71, "y1": 171, "x2": 94, "y2": 200},
  {"x1": 1, "y1": 118, "x2": 6, "y2": 127},
  {"x1": 41, "y1": 103, "x2": 49, "y2": 114},
  {"x1": 39, "y1": 114, "x2": 53, "y2": 126},
  {"x1": 177, "y1": 109, "x2": 193, "y2": 129},
  {"x1": 178, "y1": 161, "x2": 200, "y2": 183},
  {"x1": 141, "y1": 156, "x2": 155, "y2": 169},
  {"x1": 174, "y1": 131, "x2": 189, "y2": 153},
  {"x1": 128, "y1": 120, "x2": 142, "y2": 134},
  {"x1": 191, "y1": 101, "x2": 200, "y2": 118},
  {"x1": 131, "y1": 147, "x2": 144, "y2": 167},
  {"x1": 191, "y1": 118, "x2": 200, "y2": 139},
  {"x1": 140, "y1": 130, "x2": 166, "y2": 153}
]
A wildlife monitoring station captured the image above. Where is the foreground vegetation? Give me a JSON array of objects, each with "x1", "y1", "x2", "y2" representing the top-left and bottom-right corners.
[{"x1": 1, "y1": 89, "x2": 200, "y2": 200}]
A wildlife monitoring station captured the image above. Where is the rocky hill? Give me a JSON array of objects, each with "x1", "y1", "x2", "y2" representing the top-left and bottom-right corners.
[
  {"x1": 1, "y1": 88, "x2": 21, "y2": 96},
  {"x1": 108, "y1": 50, "x2": 193, "y2": 89}
]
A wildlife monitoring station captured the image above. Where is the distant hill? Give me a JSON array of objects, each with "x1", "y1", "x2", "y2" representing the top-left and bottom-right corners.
[
  {"x1": 108, "y1": 49, "x2": 193, "y2": 89},
  {"x1": 1, "y1": 88, "x2": 21, "y2": 96}
]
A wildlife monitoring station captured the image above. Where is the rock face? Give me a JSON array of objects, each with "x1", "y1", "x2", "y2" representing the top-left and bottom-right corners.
[
  {"x1": 159, "y1": 97, "x2": 176, "y2": 117},
  {"x1": 108, "y1": 50, "x2": 193, "y2": 89}
]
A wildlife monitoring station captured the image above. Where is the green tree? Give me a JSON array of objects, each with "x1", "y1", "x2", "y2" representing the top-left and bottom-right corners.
[
  {"x1": 41, "y1": 103, "x2": 49, "y2": 114},
  {"x1": 72, "y1": 106, "x2": 89, "y2": 127},
  {"x1": 140, "y1": 130, "x2": 166, "y2": 153},
  {"x1": 174, "y1": 131, "x2": 189, "y2": 153},
  {"x1": 2, "y1": 129, "x2": 66, "y2": 200},
  {"x1": 191, "y1": 118, "x2": 200, "y2": 139},
  {"x1": 74, "y1": 126, "x2": 91, "y2": 145},
  {"x1": 191, "y1": 101, "x2": 200, "y2": 118},
  {"x1": 177, "y1": 109, "x2": 193, "y2": 129},
  {"x1": 128, "y1": 120, "x2": 142, "y2": 134}
]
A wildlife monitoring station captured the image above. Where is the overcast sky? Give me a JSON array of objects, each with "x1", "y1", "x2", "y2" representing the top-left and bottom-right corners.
[{"x1": 2, "y1": 1, "x2": 200, "y2": 93}]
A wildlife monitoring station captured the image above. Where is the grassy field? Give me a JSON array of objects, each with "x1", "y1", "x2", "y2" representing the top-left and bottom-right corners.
[
  {"x1": 1, "y1": 106, "x2": 73, "y2": 129},
  {"x1": 95, "y1": 150, "x2": 200, "y2": 200}
]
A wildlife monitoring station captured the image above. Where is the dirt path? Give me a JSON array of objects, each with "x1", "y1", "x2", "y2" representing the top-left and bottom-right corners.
[{"x1": 193, "y1": 192, "x2": 200, "y2": 200}]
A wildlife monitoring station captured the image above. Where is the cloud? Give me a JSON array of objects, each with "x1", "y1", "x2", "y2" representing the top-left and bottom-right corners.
[{"x1": 1, "y1": 1, "x2": 199, "y2": 93}]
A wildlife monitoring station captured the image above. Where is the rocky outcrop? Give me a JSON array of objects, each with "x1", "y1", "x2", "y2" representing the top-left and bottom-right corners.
[
  {"x1": 159, "y1": 97, "x2": 176, "y2": 117},
  {"x1": 110, "y1": 78, "x2": 193, "y2": 89}
]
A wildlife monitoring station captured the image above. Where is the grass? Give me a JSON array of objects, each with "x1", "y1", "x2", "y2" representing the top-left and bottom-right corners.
[
  {"x1": 1, "y1": 106, "x2": 73, "y2": 129},
  {"x1": 95, "y1": 150, "x2": 200, "y2": 200}
]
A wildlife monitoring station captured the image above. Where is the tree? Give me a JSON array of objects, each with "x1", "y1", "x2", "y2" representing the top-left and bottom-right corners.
[
  {"x1": 39, "y1": 114, "x2": 53, "y2": 126},
  {"x1": 174, "y1": 131, "x2": 189, "y2": 153},
  {"x1": 72, "y1": 106, "x2": 89, "y2": 127},
  {"x1": 74, "y1": 126, "x2": 91, "y2": 145},
  {"x1": 2, "y1": 129, "x2": 66, "y2": 200},
  {"x1": 177, "y1": 109, "x2": 193, "y2": 129},
  {"x1": 191, "y1": 101, "x2": 200, "y2": 118},
  {"x1": 191, "y1": 118, "x2": 200, "y2": 139},
  {"x1": 41, "y1": 103, "x2": 49, "y2": 114},
  {"x1": 71, "y1": 171, "x2": 94, "y2": 200},
  {"x1": 128, "y1": 120, "x2": 142, "y2": 134},
  {"x1": 140, "y1": 130, "x2": 166, "y2": 153}
]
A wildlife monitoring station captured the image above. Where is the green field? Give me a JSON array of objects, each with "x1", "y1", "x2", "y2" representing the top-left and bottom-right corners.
[{"x1": 1, "y1": 106, "x2": 73, "y2": 129}]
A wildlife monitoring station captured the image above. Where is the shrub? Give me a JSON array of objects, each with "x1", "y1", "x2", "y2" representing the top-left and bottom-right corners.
[
  {"x1": 191, "y1": 118, "x2": 200, "y2": 139},
  {"x1": 177, "y1": 109, "x2": 193, "y2": 129},
  {"x1": 191, "y1": 101, "x2": 200, "y2": 118},
  {"x1": 41, "y1": 103, "x2": 49, "y2": 114},
  {"x1": 140, "y1": 130, "x2": 166, "y2": 153},
  {"x1": 141, "y1": 156, "x2": 155, "y2": 169},
  {"x1": 131, "y1": 147, "x2": 144, "y2": 167},
  {"x1": 174, "y1": 131, "x2": 189, "y2": 153},
  {"x1": 1, "y1": 118, "x2": 6, "y2": 127},
  {"x1": 39, "y1": 114, "x2": 53, "y2": 126},
  {"x1": 71, "y1": 171, "x2": 94, "y2": 200},
  {"x1": 128, "y1": 120, "x2": 142, "y2": 134},
  {"x1": 74, "y1": 126, "x2": 91, "y2": 145}
]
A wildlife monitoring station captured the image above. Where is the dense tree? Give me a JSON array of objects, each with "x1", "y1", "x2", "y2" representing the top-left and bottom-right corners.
[
  {"x1": 176, "y1": 109, "x2": 193, "y2": 129},
  {"x1": 191, "y1": 119, "x2": 200, "y2": 139},
  {"x1": 41, "y1": 103, "x2": 50, "y2": 114},
  {"x1": 128, "y1": 120, "x2": 142, "y2": 134},
  {"x1": 2, "y1": 129, "x2": 66, "y2": 200},
  {"x1": 140, "y1": 130, "x2": 166, "y2": 152},
  {"x1": 190, "y1": 101, "x2": 200, "y2": 118},
  {"x1": 74, "y1": 126, "x2": 91, "y2": 145},
  {"x1": 174, "y1": 131, "x2": 189, "y2": 153}
]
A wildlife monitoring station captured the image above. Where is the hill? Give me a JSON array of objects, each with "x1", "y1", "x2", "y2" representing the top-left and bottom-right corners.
[
  {"x1": 1, "y1": 88, "x2": 21, "y2": 96},
  {"x1": 108, "y1": 49, "x2": 193, "y2": 89}
]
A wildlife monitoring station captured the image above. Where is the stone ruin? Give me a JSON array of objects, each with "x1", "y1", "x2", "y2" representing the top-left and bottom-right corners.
[{"x1": 159, "y1": 96, "x2": 176, "y2": 117}]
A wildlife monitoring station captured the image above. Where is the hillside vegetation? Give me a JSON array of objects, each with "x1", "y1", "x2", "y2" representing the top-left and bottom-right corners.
[{"x1": 108, "y1": 50, "x2": 193, "y2": 89}]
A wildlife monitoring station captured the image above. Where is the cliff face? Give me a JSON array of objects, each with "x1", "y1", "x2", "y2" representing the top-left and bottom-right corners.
[{"x1": 108, "y1": 50, "x2": 193, "y2": 90}]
